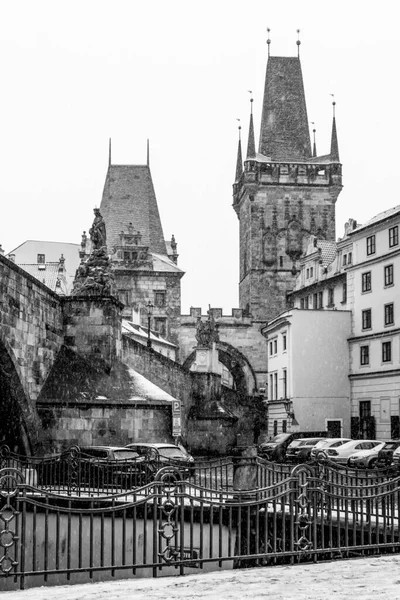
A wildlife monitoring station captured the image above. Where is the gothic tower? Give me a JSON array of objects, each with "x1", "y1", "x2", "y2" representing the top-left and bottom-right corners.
[{"x1": 233, "y1": 46, "x2": 342, "y2": 322}]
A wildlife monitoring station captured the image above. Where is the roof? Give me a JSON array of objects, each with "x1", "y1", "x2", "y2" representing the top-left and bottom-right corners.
[
  {"x1": 122, "y1": 320, "x2": 176, "y2": 349},
  {"x1": 100, "y1": 164, "x2": 167, "y2": 256},
  {"x1": 349, "y1": 205, "x2": 400, "y2": 235},
  {"x1": 17, "y1": 262, "x2": 67, "y2": 293},
  {"x1": 259, "y1": 57, "x2": 311, "y2": 161},
  {"x1": 38, "y1": 346, "x2": 177, "y2": 405},
  {"x1": 151, "y1": 252, "x2": 183, "y2": 274},
  {"x1": 316, "y1": 240, "x2": 337, "y2": 266}
]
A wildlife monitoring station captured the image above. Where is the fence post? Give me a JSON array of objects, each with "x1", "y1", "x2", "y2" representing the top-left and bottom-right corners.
[{"x1": 232, "y1": 445, "x2": 258, "y2": 495}]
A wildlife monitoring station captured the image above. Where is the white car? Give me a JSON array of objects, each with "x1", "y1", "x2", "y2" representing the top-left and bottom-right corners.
[
  {"x1": 317, "y1": 439, "x2": 383, "y2": 464},
  {"x1": 310, "y1": 438, "x2": 351, "y2": 460},
  {"x1": 347, "y1": 442, "x2": 385, "y2": 469}
]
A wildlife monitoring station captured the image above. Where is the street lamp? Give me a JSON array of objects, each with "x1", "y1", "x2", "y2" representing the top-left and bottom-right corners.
[{"x1": 147, "y1": 300, "x2": 153, "y2": 348}]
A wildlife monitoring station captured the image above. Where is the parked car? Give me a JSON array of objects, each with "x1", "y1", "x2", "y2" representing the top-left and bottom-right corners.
[
  {"x1": 391, "y1": 445, "x2": 400, "y2": 469},
  {"x1": 258, "y1": 432, "x2": 326, "y2": 462},
  {"x1": 347, "y1": 442, "x2": 385, "y2": 469},
  {"x1": 376, "y1": 440, "x2": 400, "y2": 468},
  {"x1": 286, "y1": 438, "x2": 326, "y2": 463},
  {"x1": 310, "y1": 438, "x2": 352, "y2": 460},
  {"x1": 316, "y1": 439, "x2": 383, "y2": 465},
  {"x1": 79, "y1": 446, "x2": 151, "y2": 488},
  {"x1": 125, "y1": 443, "x2": 195, "y2": 478}
]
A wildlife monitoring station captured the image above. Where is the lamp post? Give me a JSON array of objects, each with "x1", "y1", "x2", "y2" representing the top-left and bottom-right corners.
[{"x1": 147, "y1": 300, "x2": 153, "y2": 348}]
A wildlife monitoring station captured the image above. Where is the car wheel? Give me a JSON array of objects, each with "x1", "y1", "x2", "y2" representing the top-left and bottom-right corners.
[
  {"x1": 316, "y1": 451, "x2": 327, "y2": 461},
  {"x1": 368, "y1": 457, "x2": 378, "y2": 469}
]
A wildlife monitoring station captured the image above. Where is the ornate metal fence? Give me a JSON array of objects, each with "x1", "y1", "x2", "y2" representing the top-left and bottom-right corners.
[{"x1": 1, "y1": 458, "x2": 400, "y2": 591}]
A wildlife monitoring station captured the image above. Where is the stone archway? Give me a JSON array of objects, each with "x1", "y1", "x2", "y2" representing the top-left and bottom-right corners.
[
  {"x1": 0, "y1": 340, "x2": 38, "y2": 455},
  {"x1": 182, "y1": 341, "x2": 257, "y2": 397}
]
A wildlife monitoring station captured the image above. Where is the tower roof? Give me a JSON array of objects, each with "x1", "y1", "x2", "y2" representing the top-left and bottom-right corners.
[
  {"x1": 235, "y1": 130, "x2": 243, "y2": 182},
  {"x1": 246, "y1": 100, "x2": 256, "y2": 159},
  {"x1": 330, "y1": 114, "x2": 340, "y2": 162},
  {"x1": 259, "y1": 56, "x2": 311, "y2": 161},
  {"x1": 100, "y1": 165, "x2": 167, "y2": 255}
]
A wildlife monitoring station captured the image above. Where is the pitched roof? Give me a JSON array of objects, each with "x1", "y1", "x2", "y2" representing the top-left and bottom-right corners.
[
  {"x1": 151, "y1": 253, "x2": 184, "y2": 274},
  {"x1": 259, "y1": 57, "x2": 311, "y2": 161},
  {"x1": 349, "y1": 205, "x2": 400, "y2": 234},
  {"x1": 17, "y1": 262, "x2": 68, "y2": 293},
  {"x1": 100, "y1": 165, "x2": 167, "y2": 256},
  {"x1": 38, "y1": 346, "x2": 176, "y2": 405}
]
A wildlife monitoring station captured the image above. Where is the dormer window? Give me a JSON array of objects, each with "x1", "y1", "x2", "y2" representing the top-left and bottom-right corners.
[{"x1": 37, "y1": 253, "x2": 45, "y2": 264}]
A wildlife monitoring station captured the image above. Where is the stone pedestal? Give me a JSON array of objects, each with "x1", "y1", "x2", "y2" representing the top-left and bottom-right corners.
[
  {"x1": 194, "y1": 343, "x2": 220, "y2": 374},
  {"x1": 232, "y1": 445, "x2": 258, "y2": 492},
  {"x1": 62, "y1": 296, "x2": 123, "y2": 370}
]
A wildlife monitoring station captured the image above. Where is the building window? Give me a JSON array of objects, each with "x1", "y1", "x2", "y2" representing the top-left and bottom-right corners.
[
  {"x1": 313, "y1": 293, "x2": 318, "y2": 309},
  {"x1": 389, "y1": 225, "x2": 399, "y2": 248},
  {"x1": 360, "y1": 345, "x2": 369, "y2": 366},
  {"x1": 304, "y1": 296, "x2": 309, "y2": 310},
  {"x1": 317, "y1": 291, "x2": 323, "y2": 309},
  {"x1": 273, "y1": 339, "x2": 277, "y2": 354},
  {"x1": 154, "y1": 291, "x2": 166, "y2": 307},
  {"x1": 384, "y1": 264, "x2": 394, "y2": 286},
  {"x1": 306, "y1": 268, "x2": 310, "y2": 278},
  {"x1": 282, "y1": 420, "x2": 287, "y2": 433},
  {"x1": 343, "y1": 254, "x2": 347, "y2": 266},
  {"x1": 283, "y1": 369, "x2": 287, "y2": 398},
  {"x1": 348, "y1": 252, "x2": 352, "y2": 264},
  {"x1": 385, "y1": 303, "x2": 394, "y2": 326},
  {"x1": 37, "y1": 253, "x2": 45, "y2": 264},
  {"x1": 366, "y1": 235, "x2": 376, "y2": 256},
  {"x1": 269, "y1": 341, "x2": 273, "y2": 356},
  {"x1": 342, "y1": 282, "x2": 347, "y2": 303},
  {"x1": 362, "y1": 271, "x2": 371, "y2": 292},
  {"x1": 362, "y1": 309, "x2": 372, "y2": 330},
  {"x1": 360, "y1": 400, "x2": 371, "y2": 419},
  {"x1": 282, "y1": 334, "x2": 287, "y2": 351},
  {"x1": 153, "y1": 317, "x2": 167, "y2": 337},
  {"x1": 274, "y1": 372, "x2": 278, "y2": 400},
  {"x1": 269, "y1": 374, "x2": 273, "y2": 401},
  {"x1": 310, "y1": 267, "x2": 314, "y2": 277},
  {"x1": 279, "y1": 256, "x2": 284, "y2": 267},
  {"x1": 382, "y1": 341, "x2": 392, "y2": 363},
  {"x1": 328, "y1": 288, "x2": 334, "y2": 306},
  {"x1": 300, "y1": 298, "x2": 304, "y2": 309},
  {"x1": 273, "y1": 420, "x2": 278, "y2": 436}
]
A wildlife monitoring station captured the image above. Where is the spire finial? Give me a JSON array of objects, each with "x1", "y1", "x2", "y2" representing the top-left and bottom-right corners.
[
  {"x1": 246, "y1": 95, "x2": 256, "y2": 159},
  {"x1": 311, "y1": 122, "x2": 317, "y2": 158},
  {"x1": 248, "y1": 90, "x2": 253, "y2": 115},
  {"x1": 236, "y1": 118, "x2": 241, "y2": 140},
  {"x1": 108, "y1": 138, "x2": 112, "y2": 167},
  {"x1": 235, "y1": 119, "x2": 243, "y2": 182},
  {"x1": 296, "y1": 29, "x2": 301, "y2": 57},
  {"x1": 147, "y1": 138, "x2": 150, "y2": 167},
  {"x1": 267, "y1": 28, "x2": 271, "y2": 57},
  {"x1": 330, "y1": 94, "x2": 336, "y2": 117}
]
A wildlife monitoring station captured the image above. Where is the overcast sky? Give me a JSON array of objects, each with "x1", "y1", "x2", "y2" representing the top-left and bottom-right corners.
[{"x1": 1, "y1": 1, "x2": 398, "y2": 313}]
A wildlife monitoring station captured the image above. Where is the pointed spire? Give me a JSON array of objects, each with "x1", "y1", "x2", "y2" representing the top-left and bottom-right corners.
[
  {"x1": 108, "y1": 138, "x2": 112, "y2": 167},
  {"x1": 296, "y1": 29, "x2": 301, "y2": 58},
  {"x1": 147, "y1": 139, "x2": 150, "y2": 167},
  {"x1": 311, "y1": 123, "x2": 317, "y2": 157},
  {"x1": 330, "y1": 99, "x2": 340, "y2": 162},
  {"x1": 246, "y1": 95, "x2": 256, "y2": 159},
  {"x1": 235, "y1": 122, "x2": 243, "y2": 182}
]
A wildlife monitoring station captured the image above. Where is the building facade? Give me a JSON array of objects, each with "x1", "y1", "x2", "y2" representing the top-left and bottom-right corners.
[
  {"x1": 261, "y1": 308, "x2": 351, "y2": 438},
  {"x1": 347, "y1": 206, "x2": 400, "y2": 440}
]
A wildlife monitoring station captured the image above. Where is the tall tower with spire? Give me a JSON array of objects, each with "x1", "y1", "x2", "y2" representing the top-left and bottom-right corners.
[{"x1": 233, "y1": 38, "x2": 342, "y2": 322}]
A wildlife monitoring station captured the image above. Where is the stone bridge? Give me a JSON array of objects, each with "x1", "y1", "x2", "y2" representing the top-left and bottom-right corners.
[{"x1": 0, "y1": 254, "x2": 64, "y2": 452}]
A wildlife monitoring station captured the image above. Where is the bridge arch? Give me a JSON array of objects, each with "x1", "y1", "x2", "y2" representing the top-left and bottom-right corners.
[
  {"x1": 0, "y1": 338, "x2": 38, "y2": 454},
  {"x1": 182, "y1": 341, "x2": 257, "y2": 396}
]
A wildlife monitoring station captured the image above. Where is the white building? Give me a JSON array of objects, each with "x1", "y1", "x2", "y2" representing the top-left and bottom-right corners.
[
  {"x1": 346, "y1": 205, "x2": 400, "y2": 440},
  {"x1": 261, "y1": 308, "x2": 351, "y2": 438}
]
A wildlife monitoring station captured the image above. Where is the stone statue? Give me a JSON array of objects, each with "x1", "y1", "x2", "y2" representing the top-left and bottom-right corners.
[
  {"x1": 195, "y1": 311, "x2": 219, "y2": 347},
  {"x1": 89, "y1": 208, "x2": 107, "y2": 250}
]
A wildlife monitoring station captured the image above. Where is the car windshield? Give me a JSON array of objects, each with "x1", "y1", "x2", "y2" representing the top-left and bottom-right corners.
[
  {"x1": 158, "y1": 447, "x2": 186, "y2": 459},
  {"x1": 113, "y1": 450, "x2": 140, "y2": 460},
  {"x1": 384, "y1": 443, "x2": 400, "y2": 450},
  {"x1": 273, "y1": 434, "x2": 291, "y2": 443}
]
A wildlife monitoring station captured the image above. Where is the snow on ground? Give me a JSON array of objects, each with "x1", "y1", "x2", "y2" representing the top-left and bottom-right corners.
[{"x1": 2, "y1": 556, "x2": 400, "y2": 600}]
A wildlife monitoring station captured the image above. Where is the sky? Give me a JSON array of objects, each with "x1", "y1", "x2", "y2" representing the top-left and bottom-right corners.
[{"x1": 1, "y1": 0, "x2": 399, "y2": 313}]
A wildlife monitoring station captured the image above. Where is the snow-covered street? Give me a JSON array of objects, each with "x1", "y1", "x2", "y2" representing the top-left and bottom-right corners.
[{"x1": 2, "y1": 556, "x2": 400, "y2": 600}]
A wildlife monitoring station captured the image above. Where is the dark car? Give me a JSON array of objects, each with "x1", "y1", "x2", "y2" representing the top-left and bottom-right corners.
[
  {"x1": 78, "y1": 446, "x2": 150, "y2": 489},
  {"x1": 376, "y1": 440, "x2": 400, "y2": 468},
  {"x1": 286, "y1": 438, "x2": 326, "y2": 463},
  {"x1": 125, "y1": 443, "x2": 195, "y2": 478},
  {"x1": 258, "y1": 432, "x2": 326, "y2": 462}
]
